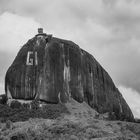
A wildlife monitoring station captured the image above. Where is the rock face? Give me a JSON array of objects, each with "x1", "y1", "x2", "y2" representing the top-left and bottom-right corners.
[{"x1": 5, "y1": 31, "x2": 134, "y2": 121}]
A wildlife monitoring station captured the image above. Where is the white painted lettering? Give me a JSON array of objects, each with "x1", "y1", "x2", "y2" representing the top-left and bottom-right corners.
[{"x1": 26, "y1": 51, "x2": 38, "y2": 66}]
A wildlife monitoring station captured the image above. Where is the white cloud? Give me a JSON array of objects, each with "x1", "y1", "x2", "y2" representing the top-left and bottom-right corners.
[
  {"x1": 0, "y1": 12, "x2": 41, "y2": 53},
  {"x1": 119, "y1": 86, "x2": 140, "y2": 118}
]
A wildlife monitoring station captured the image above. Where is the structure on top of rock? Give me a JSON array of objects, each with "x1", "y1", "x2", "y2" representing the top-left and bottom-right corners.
[
  {"x1": 5, "y1": 29, "x2": 134, "y2": 121},
  {"x1": 38, "y1": 28, "x2": 44, "y2": 34}
]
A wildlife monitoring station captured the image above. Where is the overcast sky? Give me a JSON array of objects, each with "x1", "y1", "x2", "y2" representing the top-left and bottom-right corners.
[{"x1": 0, "y1": 0, "x2": 140, "y2": 118}]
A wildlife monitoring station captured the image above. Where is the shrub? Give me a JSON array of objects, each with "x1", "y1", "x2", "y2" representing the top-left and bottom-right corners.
[
  {"x1": 0, "y1": 94, "x2": 7, "y2": 105},
  {"x1": 10, "y1": 101, "x2": 22, "y2": 109}
]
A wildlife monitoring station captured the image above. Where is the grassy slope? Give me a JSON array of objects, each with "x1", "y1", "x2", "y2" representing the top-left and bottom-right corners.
[{"x1": 0, "y1": 100, "x2": 140, "y2": 140}]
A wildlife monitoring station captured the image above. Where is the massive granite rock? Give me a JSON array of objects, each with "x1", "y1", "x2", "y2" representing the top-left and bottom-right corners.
[{"x1": 5, "y1": 30, "x2": 134, "y2": 121}]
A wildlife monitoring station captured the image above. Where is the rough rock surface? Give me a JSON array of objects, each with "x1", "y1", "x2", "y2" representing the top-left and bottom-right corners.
[{"x1": 5, "y1": 32, "x2": 134, "y2": 121}]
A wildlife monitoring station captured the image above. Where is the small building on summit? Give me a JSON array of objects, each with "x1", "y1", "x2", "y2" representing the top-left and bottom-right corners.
[{"x1": 36, "y1": 28, "x2": 52, "y2": 42}]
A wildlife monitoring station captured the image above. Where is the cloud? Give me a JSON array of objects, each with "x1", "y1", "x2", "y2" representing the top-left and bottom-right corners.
[
  {"x1": 119, "y1": 86, "x2": 140, "y2": 118},
  {"x1": 0, "y1": 12, "x2": 41, "y2": 53}
]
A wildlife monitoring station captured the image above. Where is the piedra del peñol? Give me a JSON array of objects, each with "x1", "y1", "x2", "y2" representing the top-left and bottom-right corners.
[{"x1": 5, "y1": 28, "x2": 134, "y2": 121}]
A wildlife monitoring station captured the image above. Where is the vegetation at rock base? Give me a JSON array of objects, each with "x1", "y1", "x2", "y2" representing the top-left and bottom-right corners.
[
  {"x1": 0, "y1": 94, "x2": 7, "y2": 105},
  {"x1": 0, "y1": 101, "x2": 69, "y2": 123},
  {"x1": 0, "y1": 99, "x2": 140, "y2": 139}
]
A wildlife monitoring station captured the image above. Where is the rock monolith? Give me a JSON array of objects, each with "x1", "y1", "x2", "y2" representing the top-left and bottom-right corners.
[{"x1": 5, "y1": 29, "x2": 134, "y2": 121}]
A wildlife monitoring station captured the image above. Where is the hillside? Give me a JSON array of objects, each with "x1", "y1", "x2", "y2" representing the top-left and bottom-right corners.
[{"x1": 0, "y1": 99, "x2": 140, "y2": 140}]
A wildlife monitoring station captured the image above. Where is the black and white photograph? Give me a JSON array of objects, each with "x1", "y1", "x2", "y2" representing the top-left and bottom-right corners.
[{"x1": 0, "y1": 0, "x2": 140, "y2": 139}]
